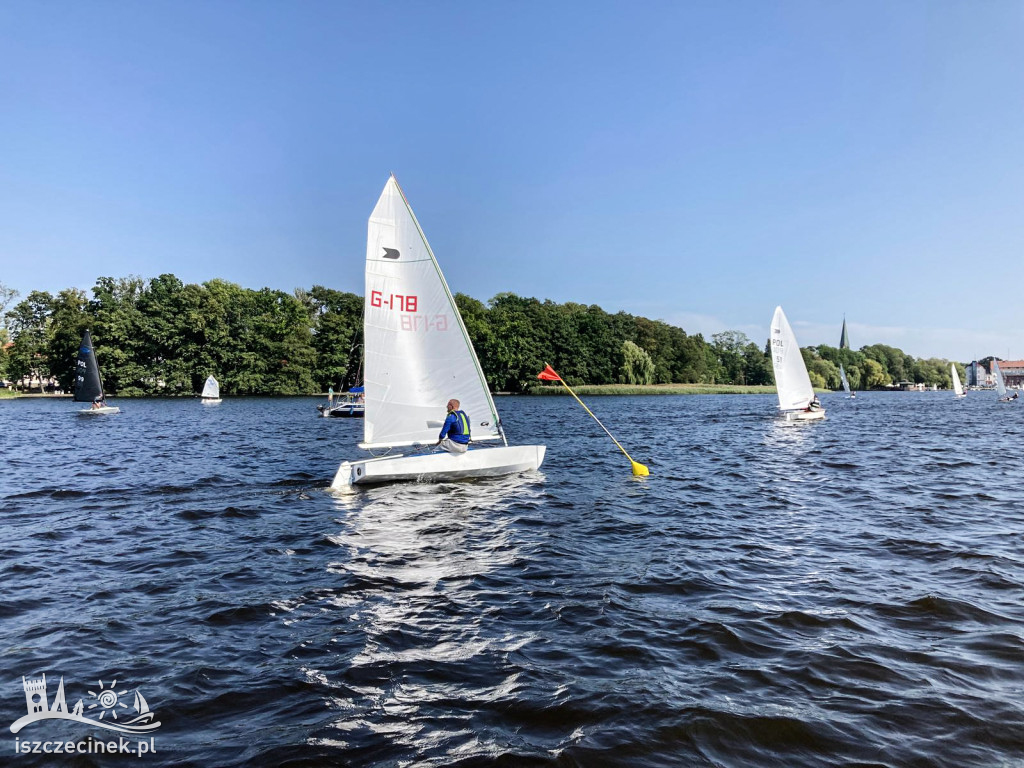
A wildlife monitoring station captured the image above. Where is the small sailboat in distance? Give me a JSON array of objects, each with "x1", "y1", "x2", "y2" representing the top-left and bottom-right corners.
[
  {"x1": 330, "y1": 175, "x2": 545, "y2": 488},
  {"x1": 839, "y1": 364, "x2": 854, "y2": 398},
  {"x1": 770, "y1": 306, "x2": 824, "y2": 421},
  {"x1": 994, "y1": 360, "x2": 1017, "y2": 402},
  {"x1": 74, "y1": 330, "x2": 120, "y2": 415},
  {"x1": 200, "y1": 375, "x2": 222, "y2": 404},
  {"x1": 951, "y1": 364, "x2": 966, "y2": 398}
]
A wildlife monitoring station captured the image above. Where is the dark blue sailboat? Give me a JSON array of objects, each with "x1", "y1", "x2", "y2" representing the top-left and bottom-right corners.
[{"x1": 74, "y1": 330, "x2": 120, "y2": 414}]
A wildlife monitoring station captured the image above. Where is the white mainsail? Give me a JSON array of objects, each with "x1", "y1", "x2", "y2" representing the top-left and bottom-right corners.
[
  {"x1": 201, "y1": 376, "x2": 220, "y2": 399},
  {"x1": 950, "y1": 364, "x2": 964, "y2": 397},
  {"x1": 993, "y1": 361, "x2": 1007, "y2": 397},
  {"x1": 770, "y1": 306, "x2": 815, "y2": 411},
  {"x1": 361, "y1": 176, "x2": 503, "y2": 449},
  {"x1": 839, "y1": 364, "x2": 851, "y2": 395}
]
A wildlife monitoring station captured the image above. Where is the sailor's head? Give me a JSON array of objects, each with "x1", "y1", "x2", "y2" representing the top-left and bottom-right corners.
[
  {"x1": 93, "y1": 396, "x2": 102, "y2": 403},
  {"x1": 447, "y1": 399, "x2": 459, "y2": 412}
]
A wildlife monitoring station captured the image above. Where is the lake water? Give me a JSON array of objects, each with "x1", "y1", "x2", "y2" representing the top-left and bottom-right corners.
[{"x1": 1, "y1": 392, "x2": 1022, "y2": 767}]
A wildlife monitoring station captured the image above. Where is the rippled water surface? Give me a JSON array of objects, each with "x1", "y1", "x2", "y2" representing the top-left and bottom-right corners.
[{"x1": 2, "y1": 392, "x2": 1023, "y2": 767}]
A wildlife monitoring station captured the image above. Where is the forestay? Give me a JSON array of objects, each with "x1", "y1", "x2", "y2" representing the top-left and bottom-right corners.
[
  {"x1": 202, "y1": 376, "x2": 220, "y2": 399},
  {"x1": 361, "y1": 176, "x2": 502, "y2": 449},
  {"x1": 770, "y1": 306, "x2": 814, "y2": 411}
]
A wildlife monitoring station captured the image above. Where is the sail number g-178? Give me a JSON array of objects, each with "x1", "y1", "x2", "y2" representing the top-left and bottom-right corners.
[{"x1": 370, "y1": 291, "x2": 418, "y2": 312}]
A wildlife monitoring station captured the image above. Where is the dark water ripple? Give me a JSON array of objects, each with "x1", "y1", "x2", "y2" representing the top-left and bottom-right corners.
[{"x1": 2, "y1": 393, "x2": 1024, "y2": 766}]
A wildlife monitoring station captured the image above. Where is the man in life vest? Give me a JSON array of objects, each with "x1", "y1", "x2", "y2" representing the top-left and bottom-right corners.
[{"x1": 435, "y1": 398, "x2": 471, "y2": 453}]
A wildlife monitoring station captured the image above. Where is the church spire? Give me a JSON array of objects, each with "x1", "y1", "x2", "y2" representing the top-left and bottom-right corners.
[{"x1": 840, "y1": 316, "x2": 850, "y2": 350}]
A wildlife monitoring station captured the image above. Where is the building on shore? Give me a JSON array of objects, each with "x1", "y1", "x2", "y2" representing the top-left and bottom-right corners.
[{"x1": 991, "y1": 360, "x2": 1024, "y2": 388}]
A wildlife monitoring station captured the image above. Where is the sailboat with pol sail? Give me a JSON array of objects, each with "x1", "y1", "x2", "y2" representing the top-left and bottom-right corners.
[
  {"x1": 74, "y1": 329, "x2": 120, "y2": 415},
  {"x1": 770, "y1": 306, "x2": 824, "y2": 421},
  {"x1": 330, "y1": 175, "x2": 545, "y2": 488}
]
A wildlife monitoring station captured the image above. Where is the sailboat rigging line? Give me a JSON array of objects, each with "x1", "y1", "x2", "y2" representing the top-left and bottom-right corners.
[{"x1": 392, "y1": 174, "x2": 503, "y2": 441}]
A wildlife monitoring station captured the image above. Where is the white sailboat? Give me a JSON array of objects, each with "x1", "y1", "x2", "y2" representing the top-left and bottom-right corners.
[
  {"x1": 993, "y1": 361, "x2": 1016, "y2": 401},
  {"x1": 950, "y1": 364, "x2": 966, "y2": 398},
  {"x1": 839, "y1": 364, "x2": 854, "y2": 398},
  {"x1": 770, "y1": 306, "x2": 825, "y2": 421},
  {"x1": 200, "y1": 375, "x2": 222, "y2": 404},
  {"x1": 330, "y1": 176, "x2": 546, "y2": 488}
]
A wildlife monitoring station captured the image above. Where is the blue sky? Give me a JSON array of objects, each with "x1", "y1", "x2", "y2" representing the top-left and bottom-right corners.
[{"x1": 2, "y1": 1, "x2": 1023, "y2": 362}]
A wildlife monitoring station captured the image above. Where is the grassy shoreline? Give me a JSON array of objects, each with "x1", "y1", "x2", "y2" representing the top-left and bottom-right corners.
[{"x1": 526, "y1": 383, "x2": 779, "y2": 396}]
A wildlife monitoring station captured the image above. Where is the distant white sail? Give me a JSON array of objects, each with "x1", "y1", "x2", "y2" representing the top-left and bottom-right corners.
[
  {"x1": 201, "y1": 376, "x2": 220, "y2": 399},
  {"x1": 950, "y1": 364, "x2": 964, "y2": 397},
  {"x1": 770, "y1": 306, "x2": 815, "y2": 411},
  {"x1": 993, "y1": 361, "x2": 1007, "y2": 397},
  {"x1": 839, "y1": 364, "x2": 851, "y2": 395},
  {"x1": 361, "y1": 176, "x2": 501, "y2": 449}
]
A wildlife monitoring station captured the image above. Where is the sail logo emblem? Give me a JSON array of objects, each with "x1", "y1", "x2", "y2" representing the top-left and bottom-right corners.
[
  {"x1": 382, "y1": 247, "x2": 400, "y2": 259},
  {"x1": 10, "y1": 673, "x2": 161, "y2": 736}
]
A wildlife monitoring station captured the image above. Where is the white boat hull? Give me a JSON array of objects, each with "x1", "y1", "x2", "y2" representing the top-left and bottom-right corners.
[
  {"x1": 330, "y1": 444, "x2": 546, "y2": 489},
  {"x1": 783, "y1": 408, "x2": 825, "y2": 422},
  {"x1": 319, "y1": 404, "x2": 364, "y2": 418},
  {"x1": 78, "y1": 406, "x2": 120, "y2": 415},
  {"x1": 200, "y1": 398, "x2": 222, "y2": 405}
]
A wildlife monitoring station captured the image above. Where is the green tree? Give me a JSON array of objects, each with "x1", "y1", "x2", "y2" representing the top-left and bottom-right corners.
[
  {"x1": 5, "y1": 291, "x2": 54, "y2": 389},
  {"x1": 713, "y1": 331, "x2": 747, "y2": 384},
  {"x1": 862, "y1": 358, "x2": 890, "y2": 388},
  {"x1": 621, "y1": 340, "x2": 655, "y2": 384},
  {"x1": 0, "y1": 282, "x2": 16, "y2": 381},
  {"x1": 309, "y1": 286, "x2": 363, "y2": 390},
  {"x1": 91, "y1": 276, "x2": 148, "y2": 395},
  {"x1": 47, "y1": 288, "x2": 91, "y2": 392},
  {"x1": 742, "y1": 341, "x2": 773, "y2": 385}
]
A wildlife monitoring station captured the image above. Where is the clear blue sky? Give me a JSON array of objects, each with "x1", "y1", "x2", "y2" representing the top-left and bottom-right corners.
[{"x1": 2, "y1": 1, "x2": 1023, "y2": 362}]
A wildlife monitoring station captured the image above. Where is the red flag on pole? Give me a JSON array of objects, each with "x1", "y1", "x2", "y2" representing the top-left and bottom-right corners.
[{"x1": 537, "y1": 364, "x2": 562, "y2": 381}]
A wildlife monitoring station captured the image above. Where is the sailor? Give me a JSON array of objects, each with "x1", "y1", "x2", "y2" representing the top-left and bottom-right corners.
[
  {"x1": 91, "y1": 396, "x2": 104, "y2": 410},
  {"x1": 806, "y1": 395, "x2": 821, "y2": 411},
  {"x1": 435, "y1": 399, "x2": 471, "y2": 453}
]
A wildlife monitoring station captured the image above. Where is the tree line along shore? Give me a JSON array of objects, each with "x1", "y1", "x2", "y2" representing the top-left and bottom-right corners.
[{"x1": 0, "y1": 275, "x2": 966, "y2": 397}]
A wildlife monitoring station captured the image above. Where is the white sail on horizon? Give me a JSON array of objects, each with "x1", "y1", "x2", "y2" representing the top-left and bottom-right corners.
[
  {"x1": 951, "y1": 364, "x2": 964, "y2": 397},
  {"x1": 993, "y1": 361, "x2": 1007, "y2": 397},
  {"x1": 770, "y1": 306, "x2": 815, "y2": 411},
  {"x1": 361, "y1": 176, "x2": 502, "y2": 449}
]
